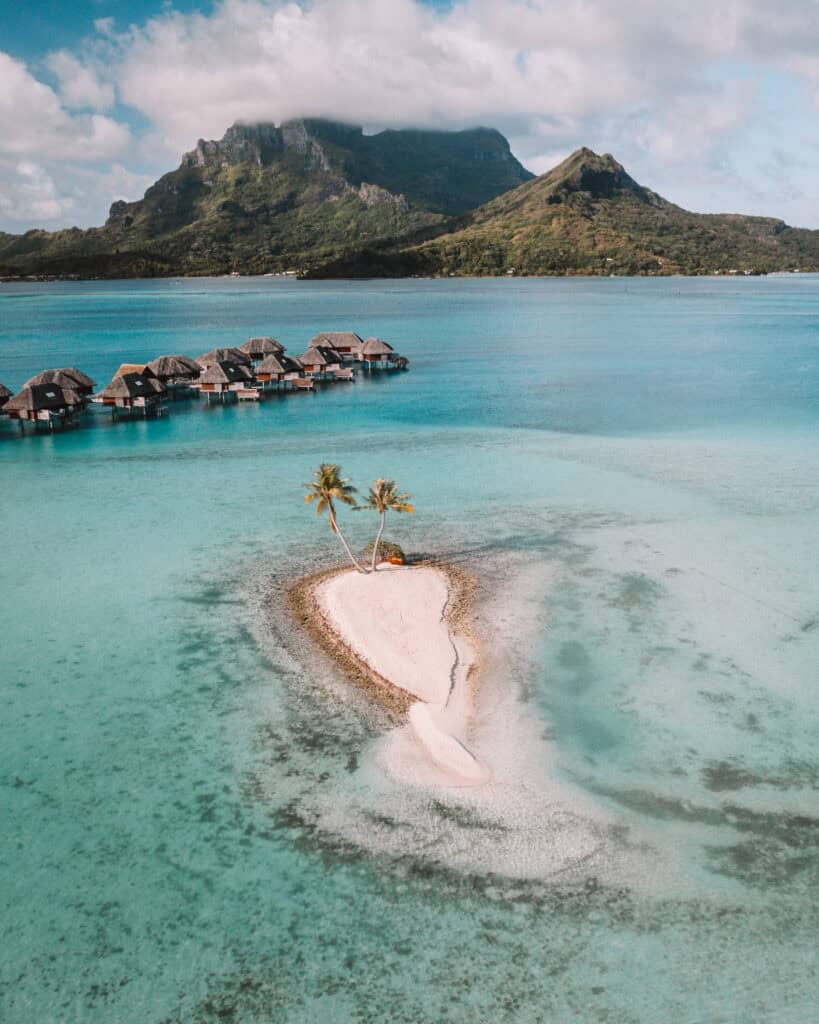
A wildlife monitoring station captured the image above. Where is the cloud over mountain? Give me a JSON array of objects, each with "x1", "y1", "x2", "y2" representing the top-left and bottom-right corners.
[{"x1": 2, "y1": 0, "x2": 819, "y2": 230}]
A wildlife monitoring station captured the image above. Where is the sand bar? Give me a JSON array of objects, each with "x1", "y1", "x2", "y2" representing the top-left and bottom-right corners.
[
  {"x1": 313, "y1": 564, "x2": 488, "y2": 784},
  {"x1": 317, "y1": 565, "x2": 455, "y2": 703}
]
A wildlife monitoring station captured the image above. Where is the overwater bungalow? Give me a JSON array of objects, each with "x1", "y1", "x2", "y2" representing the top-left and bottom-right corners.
[
  {"x1": 308, "y1": 332, "x2": 364, "y2": 360},
  {"x1": 239, "y1": 337, "x2": 286, "y2": 363},
  {"x1": 0, "y1": 384, "x2": 12, "y2": 411},
  {"x1": 255, "y1": 354, "x2": 305, "y2": 389},
  {"x1": 146, "y1": 355, "x2": 202, "y2": 398},
  {"x1": 146, "y1": 354, "x2": 200, "y2": 382},
  {"x1": 197, "y1": 360, "x2": 254, "y2": 402},
  {"x1": 97, "y1": 372, "x2": 166, "y2": 417},
  {"x1": 297, "y1": 345, "x2": 345, "y2": 381},
  {"x1": 360, "y1": 337, "x2": 402, "y2": 369},
  {"x1": 4, "y1": 384, "x2": 83, "y2": 430},
  {"x1": 24, "y1": 367, "x2": 96, "y2": 398},
  {"x1": 195, "y1": 347, "x2": 252, "y2": 369}
]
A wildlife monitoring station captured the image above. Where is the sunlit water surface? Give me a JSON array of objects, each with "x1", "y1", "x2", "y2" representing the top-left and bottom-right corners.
[{"x1": 1, "y1": 277, "x2": 817, "y2": 1022}]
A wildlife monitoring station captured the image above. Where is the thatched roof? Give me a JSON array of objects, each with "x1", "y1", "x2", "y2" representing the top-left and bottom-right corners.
[
  {"x1": 309, "y1": 332, "x2": 364, "y2": 350},
  {"x1": 146, "y1": 354, "x2": 201, "y2": 380},
  {"x1": 257, "y1": 353, "x2": 302, "y2": 375},
  {"x1": 24, "y1": 367, "x2": 96, "y2": 391},
  {"x1": 198, "y1": 360, "x2": 251, "y2": 385},
  {"x1": 196, "y1": 347, "x2": 251, "y2": 368},
  {"x1": 298, "y1": 346, "x2": 341, "y2": 366},
  {"x1": 98, "y1": 373, "x2": 165, "y2": 400},
  {"x1": 361, "y1": 337, "x2": 395, "y2": 356},
  {"x1": 5, "y1": 384, "x2": 73, "y2": 413},
  {"x1": 240, "y1": 337, "x2": 285, "y2": 358},
  {"x1": 256, "y1": 354, "x2": 286, "y2": 375},
  {"x1": 63, "y1": 367, "x2": 95, "y2": 388},
  {"x1": 0, "y1": 384, "x2": 12, "y2": 405},
  {"x1": 112, "y1": 363, "x2": 156, "y2": 380}
]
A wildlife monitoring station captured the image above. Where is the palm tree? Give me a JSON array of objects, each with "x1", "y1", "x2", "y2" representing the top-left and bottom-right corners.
[
  {"x1": 357, "y1": 478, "x2": 415, "y2": 570},
  {"x1": 303, "y1": 463, "x2": 368, "y2": 573}
]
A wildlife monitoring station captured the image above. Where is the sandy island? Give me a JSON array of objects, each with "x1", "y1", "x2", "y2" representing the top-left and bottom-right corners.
[{"x1": 288, "y1": 562, "x2": 489, "y2": 785}]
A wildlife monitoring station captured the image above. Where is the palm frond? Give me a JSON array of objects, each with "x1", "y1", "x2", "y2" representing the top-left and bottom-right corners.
[
  {"x1": 358, "y1": 477, "x2": 415, "y2": 514},
  {"x1": 304, "y1": 463, "x2": 359, "y2": 518}
]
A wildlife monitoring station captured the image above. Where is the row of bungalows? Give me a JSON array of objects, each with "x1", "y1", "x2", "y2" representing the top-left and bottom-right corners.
[
  {"x1": 1, "y1": 330, "x2": 408, "y2": 433},
  {"x1": 307, "y1": 333, "x2": 407, "y2": 370},
  {"x1": 194, "y1": 342, "x2": 319, "y2": 396}
]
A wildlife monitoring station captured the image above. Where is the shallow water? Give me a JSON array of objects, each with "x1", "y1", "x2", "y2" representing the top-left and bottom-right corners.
[{"x1": 1, "y1": 276, "x2": 817, "y2": 1022}]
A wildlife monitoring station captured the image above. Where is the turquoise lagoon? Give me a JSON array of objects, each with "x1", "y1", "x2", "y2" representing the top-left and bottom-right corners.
[{"x1": 1, "y1": 277, "x2": 817, "y2": 1022}]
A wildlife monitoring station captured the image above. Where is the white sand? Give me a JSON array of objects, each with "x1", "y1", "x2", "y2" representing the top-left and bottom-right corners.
[
  {"x1": 409, "y1": 704, "x2": 488, "y2": 784},
  {"x1": 316, "y1": 565, "x2": 488, "y2": 784}
]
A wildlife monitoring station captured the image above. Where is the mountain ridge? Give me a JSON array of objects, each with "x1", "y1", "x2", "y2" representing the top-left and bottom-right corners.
[
  {"x1": 1, "y1": 120, "x2": 818, "y2": 279},
  {"x1": 0, "y1": 119, "x2": 532, "y2": 278},
  {"x1": 307, "y1": 145, "x2": 818, "y2": 278}
]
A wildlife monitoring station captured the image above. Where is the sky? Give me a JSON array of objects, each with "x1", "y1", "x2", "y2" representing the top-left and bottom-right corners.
[{"x1": 1, "y1": 0, "x2": 819, "y2": 232}]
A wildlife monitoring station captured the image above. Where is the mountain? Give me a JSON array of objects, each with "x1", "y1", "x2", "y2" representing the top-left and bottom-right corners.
[
  {"x1": 4, "y1": 131, "x2": 819, "y2": 280},
  {"x1": 0, "y1": 120, "x2": 533, "y2": 279},
  {"x1": 306, "y1": 148, "x2": 819, "y2": 278}
]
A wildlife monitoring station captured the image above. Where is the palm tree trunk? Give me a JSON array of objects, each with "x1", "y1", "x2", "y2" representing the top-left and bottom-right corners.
[
  {"x1": 328, "y1": 509, "x2": 368, "y2": 573},
  {"x1": 371, "y1": 510, "x2": 386, "y2": 571}
]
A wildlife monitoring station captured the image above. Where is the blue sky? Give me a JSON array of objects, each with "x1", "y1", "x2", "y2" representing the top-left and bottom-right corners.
[
  {"x1": 0, "y1": 3, "x2": 211, "y2": 59},
  {"x1": 1, "y1": 0, "x2": 818, "y2": 232}
]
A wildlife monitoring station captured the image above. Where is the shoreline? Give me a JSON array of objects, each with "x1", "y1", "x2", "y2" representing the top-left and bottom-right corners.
[
  {"x1": 285, "y1": 558, "x2": 480, "y2": 721},
  {"x1": 3, "y1": 269, "x2": 798, "y2": 286}
]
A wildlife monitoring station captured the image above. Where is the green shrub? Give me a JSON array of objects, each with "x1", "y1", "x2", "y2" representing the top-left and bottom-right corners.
[{"x1": 362, "y1": 539, "x2": 405, "y2": 563}]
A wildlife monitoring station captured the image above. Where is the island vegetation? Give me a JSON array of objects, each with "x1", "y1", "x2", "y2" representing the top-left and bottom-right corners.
[
  {"x1": 303, "y1": 464, "x2": 415, "y2": 573},
  {"x1": 355, "y1": 479, "x2": 415, "y2": 571}
]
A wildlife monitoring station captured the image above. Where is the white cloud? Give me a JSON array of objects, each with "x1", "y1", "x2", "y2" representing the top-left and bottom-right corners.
[
  {"x1": 0, "y1": 52, "x2": 130, "y2": 161},
  {"x1": 0, "y1": 51, "x2": 136, "y2": 229},
  {"x1": 46, "y1": 50, "x2": 115, "y2": 111},
  {"x1": 109, "y1": 0, "x2": 781, "y2": 158},
  {"x1": 5, "y1": 0, "x2": 819, "y2": 229},
  {"x1": 0, "y1": 161, "x2": 71, "y2": 224},
  {"x1": 0, "y1": 157, "x2": 156, "y2": 230}
]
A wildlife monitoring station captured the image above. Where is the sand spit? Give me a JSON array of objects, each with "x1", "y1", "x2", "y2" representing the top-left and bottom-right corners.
[
  {"x1": 288, "y1": 561, "x2": 487, "y2": 784},
  {"x1": 281, "y1": 552, "x2": 675, "y2": 887}
]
